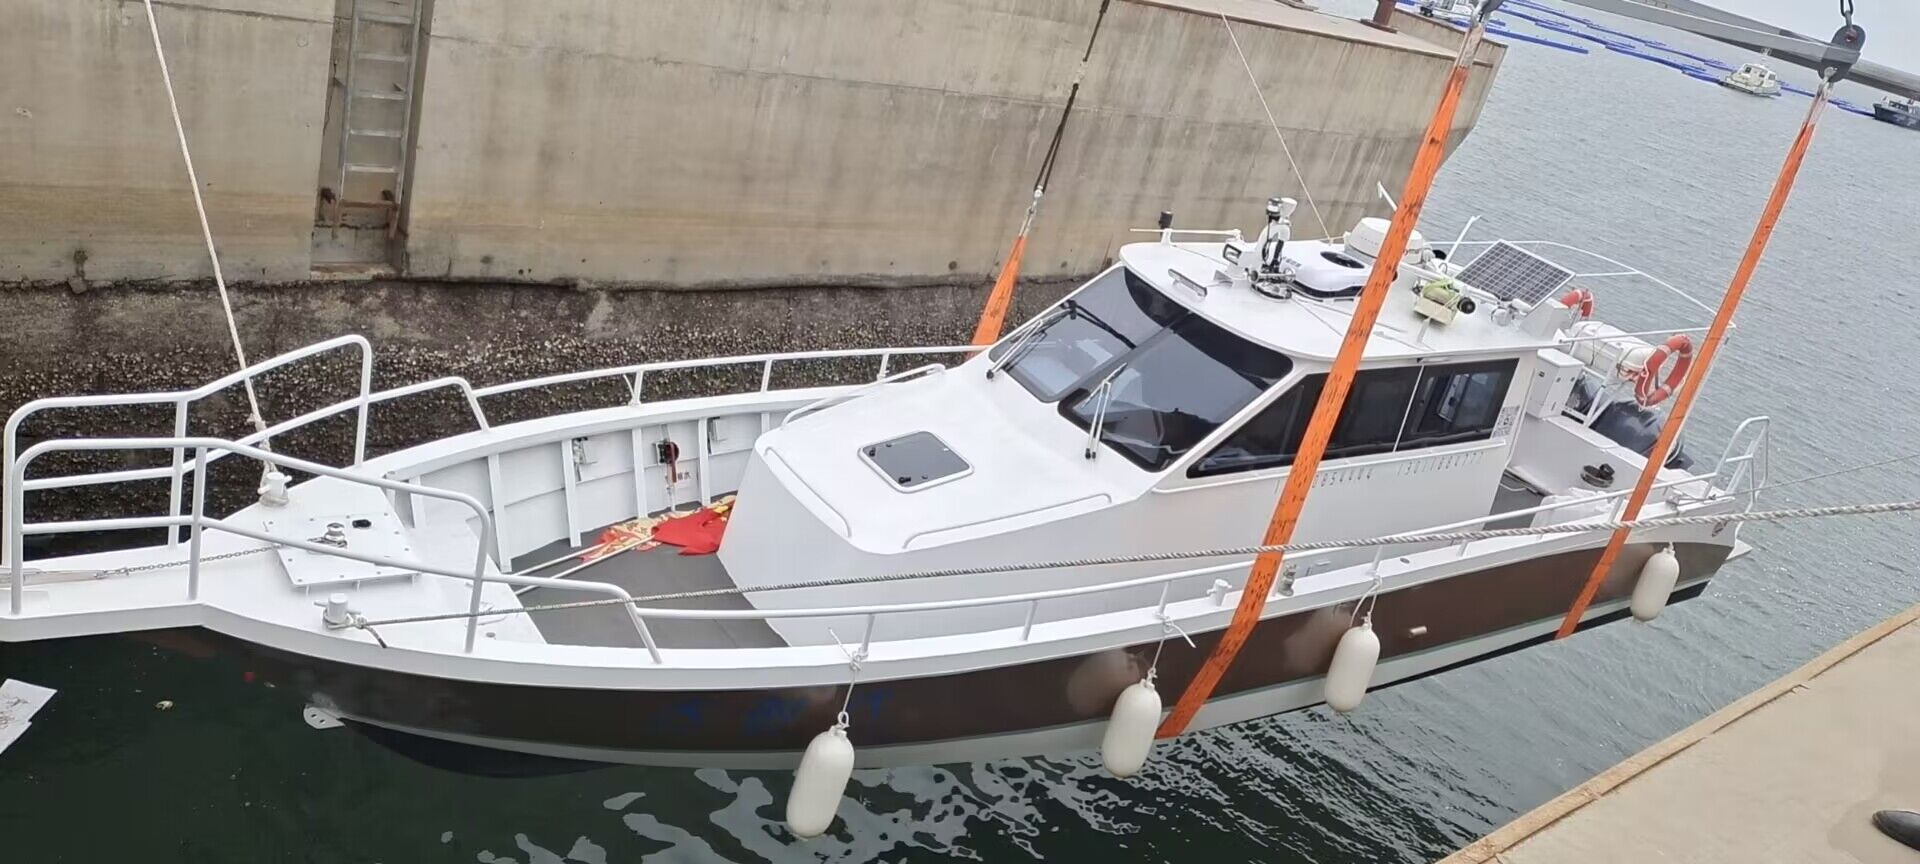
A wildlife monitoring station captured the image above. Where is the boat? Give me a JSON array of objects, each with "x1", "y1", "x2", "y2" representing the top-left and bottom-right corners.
[
  {"x1": 1719, "y1": 62, "x2": 1782, "y2": 97},
  {"x1": 1873, "y1": 96, "x2": 1920, "y2": 129},
  {"x1": 1, "y1": 205, "x2": 1770, "y2": 770},
  {"x1": 1417, "y1": 0, "x2": 1479, "y2": 18}
]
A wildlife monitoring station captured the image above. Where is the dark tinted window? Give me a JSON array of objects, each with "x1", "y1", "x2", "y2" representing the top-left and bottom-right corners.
[
  {"x1": 1190, "y1": 359, "x2": 1516, "y2": 478},
  {"x1": 1061, "y1": 314, "x2": 1293, "y2": 471},
  {"x1": 989, "y1": 268, "x2": 1180, "y2": 401},
  {"x1": 1327, "y1": 366, "x2": 1420, "y2": 459},
  {"x1": 1399, "y1": 359, "x2": 1517, "y2": 449},
  {"x1": 1186, "y1": 376, "x2": 1318, "y2": 476}
]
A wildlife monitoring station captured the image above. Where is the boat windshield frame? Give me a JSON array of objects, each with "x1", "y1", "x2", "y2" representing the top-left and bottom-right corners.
[{"x1": 986, "y1": 265, "x2": 1294, "y2": 471}]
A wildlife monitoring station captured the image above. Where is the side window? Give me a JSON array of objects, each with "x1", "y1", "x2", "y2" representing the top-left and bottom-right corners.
[
  {"x1": 1399, "y1": 359, "x2": 1517, "y2": 449},
  {"x1": 1189, "y1": 358, "x2": 1518, "y2": 479},
  {"x1": 1187, "y1": 376, "x2": 1319, "y2": 477},
  {"x1": 1326, "y1": 366, "x2": 1420, "y2": 459}
]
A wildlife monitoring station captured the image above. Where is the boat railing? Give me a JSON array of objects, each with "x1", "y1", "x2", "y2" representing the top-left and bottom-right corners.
[
  {"x1": 783, "y1": 363, "x2": 948, "y2": 426},
  {"x1": 1444, "y1": 238, "x2": 1722, "y2": 321},
  {"x1": 2, "y1": 336, "x2": 970, "y2": 564},
  {"x1": 598, "y1": 415, "x2": 1767, "y2": 657},
  {"x1": 597, "y1": 450, "x2": 1754, "y2": 662},
  {"x1": 1, "y1": 416, "x2": 1764, "y2": 660},
  {"x1": 2, "y1": 335, "x2": 374, "y2": 562},
  {"x1": 4, "y1": 436, "x2": 661, "y2": 655}
]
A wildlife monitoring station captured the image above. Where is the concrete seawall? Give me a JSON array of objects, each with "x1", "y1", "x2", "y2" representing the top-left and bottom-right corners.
[{"x1": 4, "y1": 0, "x2": 1502, "y2": 286}]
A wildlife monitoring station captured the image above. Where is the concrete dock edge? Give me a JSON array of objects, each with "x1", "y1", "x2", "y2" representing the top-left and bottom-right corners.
[{"x1": 1438, "y1": 599, "x2": 1920, "y2": 863}]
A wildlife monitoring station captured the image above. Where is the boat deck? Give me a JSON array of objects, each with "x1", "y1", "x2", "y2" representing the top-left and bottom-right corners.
[
  {"x1": 507, "y1": 474, "x2": 1550, "y2": 651},
  {"x1": 513, "y1": 539, "x2": 786, "y2": 650},
  {"x1": 1439, "y1": 600, "x2": 1920, "y2": 863}
]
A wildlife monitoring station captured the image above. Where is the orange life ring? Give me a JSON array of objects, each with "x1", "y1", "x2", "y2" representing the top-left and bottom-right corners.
[
  {"x1": 1559, "y1": 287, "x2": 1595, "y2": 319},
  {"x1": 1634, "y1": 333, "x2": 1694, "y2": 407}
]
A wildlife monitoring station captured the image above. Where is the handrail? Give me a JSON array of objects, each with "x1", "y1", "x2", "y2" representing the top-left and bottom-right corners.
[
  {"x1": 7, "y1": 439, "x2": 664, "y2": 660},
  {"x1": 9, "y1": 436, "x2": 483, "y2": 603},
  {"x1": 11, "y1": 437, "x2": 493, "y2": 652},
  {"x1": 471, "y1": 345, "x2": 970, "y2": 401},
  {"x1": 5, "y1": 431, "x2": 1754, "y2": 661},
  {"x1": 1446, "y1": 239, "x2": 1719, "y2": 318},
  {"x1": 2, "y1": 341, "x2": 972, "y2": 530},
  {"x1": 2, "y1": 335, "x2": 372, "y2": 565},
  {"x1": 783, "y1": 364, "x2": 947, "y2": 426},
  {"x1": 17, "y1": 376, "x2": 490, "y2": 494}
]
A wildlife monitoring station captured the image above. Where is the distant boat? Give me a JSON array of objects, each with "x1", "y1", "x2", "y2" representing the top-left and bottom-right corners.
[
  {"x1": 1873, "y1": 97, "x2": 1920, "y2": 130},
  {"x1": 1417, "y1": 0, "x2": 1476, "y2": 17},
  {"x1": 1719, "y1": 63, "x2": 1781, "y2": 97}
]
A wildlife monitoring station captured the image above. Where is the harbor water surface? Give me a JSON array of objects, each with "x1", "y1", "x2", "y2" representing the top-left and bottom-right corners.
[{"x1": 5, "y1": 3, "x2": 1920, "y2": 861}]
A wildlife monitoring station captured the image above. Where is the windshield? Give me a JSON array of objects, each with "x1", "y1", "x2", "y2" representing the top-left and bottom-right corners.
[
  {"x1": 988, "y1": 268, "x2": 1183, "y2": 400},
  {"x1": 990, "y1": 266, "x2": 1293, "y2": 471}
]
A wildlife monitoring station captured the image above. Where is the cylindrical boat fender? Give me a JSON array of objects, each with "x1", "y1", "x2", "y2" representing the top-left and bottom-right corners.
[
  {"x1": 786, "y1": 725, "x2": 855, "y2": 839},
  {"x1": 1324, "y1": 620, "x2": 1381, "y2": 713},
  {"x1": 1630, "y1": 546, "x2": 1682, "y2": 622},
  {"x1": 1100, "y1": 678, "x2": 1161, "y2": 778}
]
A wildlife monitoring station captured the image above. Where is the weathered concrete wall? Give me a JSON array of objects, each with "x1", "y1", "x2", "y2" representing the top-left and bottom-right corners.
[
  {"x1": 1, "y1": 0, "x2": 1500, "y2": 287},
  {"x1": 1, "y1": 0, "x2": 334, "y2": 283},
  {"x1": 405, "y1": 0, "x2": 1504, "y2": 285}
]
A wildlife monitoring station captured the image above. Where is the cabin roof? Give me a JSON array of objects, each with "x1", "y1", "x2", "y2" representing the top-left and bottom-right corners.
[{"x1": 1118, "y1": 240, "x2": 1561, "y2": 364}]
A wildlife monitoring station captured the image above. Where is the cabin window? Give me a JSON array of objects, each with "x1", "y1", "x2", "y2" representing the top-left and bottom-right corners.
[
  {"x1": 1188, "y1": 358, "x2": 1518, "y2": 478},
  {"x1": 1398, "y1": 359, "x2": 1517, "y2": 449},
  {"x1": 1058, "y1": 312, "x2": 1293, "y2": 470},
  {"x1": 987, "y1": 267, "x2": 1181, "y2": 402}
]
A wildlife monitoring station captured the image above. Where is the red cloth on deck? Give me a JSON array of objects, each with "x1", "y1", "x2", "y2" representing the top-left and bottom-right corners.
[{"x1": 652, "y1": 506, "x2": 729, "y2": 555}]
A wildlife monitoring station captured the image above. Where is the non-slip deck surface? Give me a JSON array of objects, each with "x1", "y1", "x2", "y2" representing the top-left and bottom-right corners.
[{"x1": 514, "y1": 538, "x2": 786, "y2": 650}]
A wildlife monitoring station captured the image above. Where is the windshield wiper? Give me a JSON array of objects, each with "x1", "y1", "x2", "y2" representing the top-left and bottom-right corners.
[
  {"x1": 1081, "y1": 363, "x2": 1127, "y2": 460},
  {"x1": 986, "y1": 306, "x2": 1071, "y2": 380}
]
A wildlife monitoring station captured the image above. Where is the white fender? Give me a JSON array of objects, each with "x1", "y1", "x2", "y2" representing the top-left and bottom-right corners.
[
  {"x1": 786, "y1": 726, "x2": 855, "y2": 839},
  {"x1": 1100, "y1": 678, "x2": 1161, "y2": 778},
  {"x1": 1324, "y1": 621, "x2": 1381, "y2": 713},
  {"x1": 1630, "y1": 546, "x2": 1681, "y2": 622}
]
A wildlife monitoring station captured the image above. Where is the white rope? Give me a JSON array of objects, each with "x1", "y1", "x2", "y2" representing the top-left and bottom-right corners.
[
  {"x1": 343, "y1": 498, "x2": 1920, "y2": 630},
  {"x1": 1217, "y1": 11, "x2": 1332, "y2": 240},
  {"x1": 141, "y1": 0, "x2": 269, "y2": 439}
]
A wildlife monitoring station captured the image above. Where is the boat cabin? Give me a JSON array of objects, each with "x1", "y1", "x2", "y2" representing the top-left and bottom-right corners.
[{"x1": 720, "y1": 214, "x2": 1613, "y2": 642}]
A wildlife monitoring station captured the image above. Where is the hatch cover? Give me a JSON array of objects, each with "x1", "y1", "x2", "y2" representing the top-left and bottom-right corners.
[{"x1": 858, "y1": 432, "x2": 971, "y2": 492}]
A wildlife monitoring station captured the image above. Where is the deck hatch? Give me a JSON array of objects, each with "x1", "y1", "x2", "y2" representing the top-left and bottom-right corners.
[{"x1": 859, "y1": 432, "x2": 971, "y2": 492}]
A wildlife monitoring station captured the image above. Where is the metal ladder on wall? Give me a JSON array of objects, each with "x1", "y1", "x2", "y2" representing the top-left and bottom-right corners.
[{"x1": 330, "y1": 0, "x2": 424, "y2": 233}]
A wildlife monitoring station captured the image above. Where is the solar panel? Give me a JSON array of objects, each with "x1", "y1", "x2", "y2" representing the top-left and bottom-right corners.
[{"x1": 1455, "y1": 241, "x2": 1574, "y2": 306}]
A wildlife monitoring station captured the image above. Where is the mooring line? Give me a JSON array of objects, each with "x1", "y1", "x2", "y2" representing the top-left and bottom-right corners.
[{"x1": 141, "y1": 0, "x2": 270, "y2": 442}]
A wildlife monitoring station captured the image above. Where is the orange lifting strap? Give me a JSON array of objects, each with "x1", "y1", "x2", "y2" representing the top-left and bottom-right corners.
[
  {"x1": 1555, "y1": 74, "x2": 1842, "y2": 639},
  {"x1": 972, "y1": 233, "x2": 1030, "y2": 346},
  {"x1": 1156, "y1": 15, "x2": 1494, "y2": 739},
  {"x1": 971, "y1": 0, "x2": 1114, "y2": 346}
]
